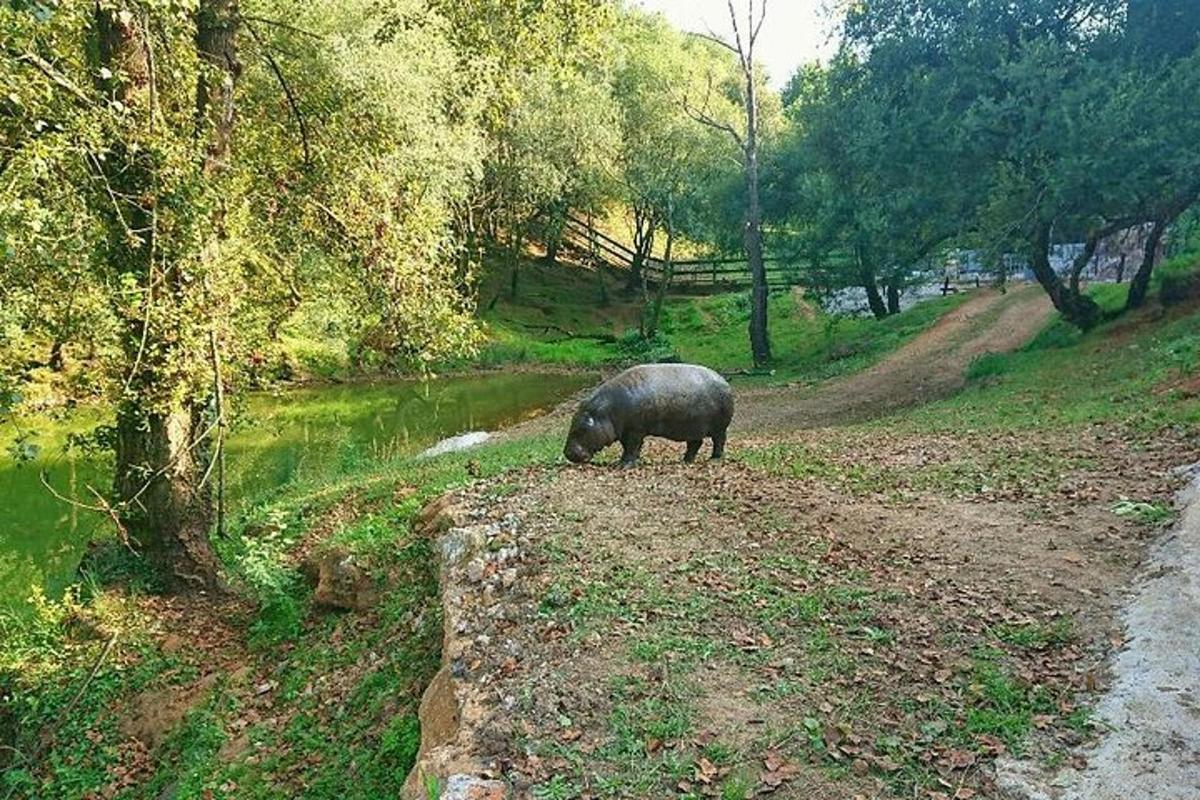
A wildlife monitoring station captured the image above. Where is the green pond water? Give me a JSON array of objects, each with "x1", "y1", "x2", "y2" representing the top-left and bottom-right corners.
[{"x1": 0, "y1": 371, "x2": 590, "y2": 609}]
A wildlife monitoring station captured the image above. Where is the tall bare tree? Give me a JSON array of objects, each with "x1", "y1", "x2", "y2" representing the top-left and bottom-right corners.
[{"x1": 688, "y1": 0, "x2": 772, "y2": 368}]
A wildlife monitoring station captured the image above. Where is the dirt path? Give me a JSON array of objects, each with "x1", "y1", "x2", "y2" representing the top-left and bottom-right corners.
[
  {"x1": 499, "y1": 286, "x2": 1054, "y2": 445},
  {"x1": 737, "y1": 286, "x2": 1054, "y2": 431}
]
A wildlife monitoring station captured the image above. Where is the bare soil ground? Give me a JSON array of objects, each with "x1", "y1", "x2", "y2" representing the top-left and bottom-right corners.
[
  {"x1": 430, "y1": 288, "x2": 1199, "y2": 799},
  {"x1": 997, "y1": 469, "x2": 1200, "y2": 800}
]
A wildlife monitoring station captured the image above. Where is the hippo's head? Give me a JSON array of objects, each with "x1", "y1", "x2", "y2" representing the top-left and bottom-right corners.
[{"x1": 563, "y1": 408, "x2": 615, "y2": 464}]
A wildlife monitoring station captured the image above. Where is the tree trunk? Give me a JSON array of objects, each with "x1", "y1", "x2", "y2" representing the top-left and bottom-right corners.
[
  {"x1": 508, "y1": 228, "x2": 523, "y2": 300},
  {"x1": 48, "y1": 338, "x2": 65, "y2": 372},
  {"x1": 743, "y1": 73, "x2": 771, "y2": 368},
  {"x1": 1028, "y1": 222, "x2": 1101, "y2": 330},
  {"x1": 91, "y1": 1, "x2": 240, "y2": 592},
  {"x1": 1126, "y1": 218, "x2": 1167, "y2": 311},
  {"x1": 543, "y1": 202, "x2": 565, "y2": 266},
  {"x1": 114, "y1": 403, "x2": 219, "y2": 588},
  {"x1": 195, "y1": 0, "x2": 240, "y2": 175},
  {"x1": 588, "y1": 214, "x2": 609, "y2": 307},
  {"x1": 886, "y1": 284, "x2": 901, "y2": 315},
  {"x1": 644, "y1": 207, "x2": 676, "y2": 340},
  {"x1": 858, "y1": 251, "x2": 888, "y2": 320},
  {"x1": 628, "y1": 207, "x2": 654, "y2": 293}
]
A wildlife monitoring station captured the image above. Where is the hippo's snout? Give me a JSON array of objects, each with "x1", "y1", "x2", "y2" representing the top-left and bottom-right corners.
[{"x1": 564, "y1": 442, "x2": 592, "y2": 464}]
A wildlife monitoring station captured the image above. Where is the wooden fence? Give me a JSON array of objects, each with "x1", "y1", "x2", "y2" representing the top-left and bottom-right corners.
[{"x1": 558, "y1": 214, "x2": 849, "y2": 290}]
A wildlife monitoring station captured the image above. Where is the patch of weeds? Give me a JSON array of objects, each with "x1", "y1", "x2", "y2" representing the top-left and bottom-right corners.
[
  {"x1": 967, "y1": 352, "x2": 1013, "y2": 382},
  {"x1": 577, "y1": 677, "x2": 698, "y2": 794},
  {"x1": 1111, "y1": 498, "x2": 1176, "y2": 526},
  {"x1": 617, "y1": 329, "x2": 679, "y2": 364},
  {"x1": 856, "y1": 625, "x2": 895, "y2": 645},
  {"x1": 141, "y1": 695, "x2": 231, "y2": 800},
  {"x1": 718, "y1": 768, "x2": 756, "y2": 800},
  {"x1": 1063, "y1": 705, "x2": 1093, "y2": 735},
  {"x1": 630, "y1": 632, "x2": 725, "y2": 667},
  {"x1": 544, "y1": 564, "x2": 672, "y2": 635},
  {"x1": 759, "y1": 552, "x2": 821, "y2": 580},
  {"x1": 962, "y1": 660, "x2": 1057, "y2": 754},
  {"x1": 532, "y1": 775, "x2": 582, "y2": 800},
  {"x1": 608, "y1": 695, "x2": 694, "y2": 750},
  {"x1": 991, "y1": 618, "x2": 1076, "y2": 650}
]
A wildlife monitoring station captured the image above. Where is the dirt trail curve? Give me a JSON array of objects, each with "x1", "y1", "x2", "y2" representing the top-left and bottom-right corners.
[{"x1": 737, "y1": 285, "x2": 1055, "y2": 431}]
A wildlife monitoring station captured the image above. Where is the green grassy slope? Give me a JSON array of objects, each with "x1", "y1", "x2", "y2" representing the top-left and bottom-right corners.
[
  {"x1": 901, "y1": 282, "x2": 1200, "y2": 433},
  {"x1": 473, "y1": 255, "x2": 972, "y2": 381}
]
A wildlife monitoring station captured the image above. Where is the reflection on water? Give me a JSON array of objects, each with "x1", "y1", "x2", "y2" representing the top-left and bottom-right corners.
[{"x1": 0, "y1": 371, "x2": 590, "y2": 608}]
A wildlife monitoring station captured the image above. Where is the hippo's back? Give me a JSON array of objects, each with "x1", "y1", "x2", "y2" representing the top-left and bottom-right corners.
[{"x1": 606, "y1": 363, "x2": 733, "y2": 439}]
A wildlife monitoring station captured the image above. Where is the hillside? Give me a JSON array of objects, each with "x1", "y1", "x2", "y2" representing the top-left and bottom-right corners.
[{"x1": 471, "y1": 255, "x2": 973, "y2": 381}]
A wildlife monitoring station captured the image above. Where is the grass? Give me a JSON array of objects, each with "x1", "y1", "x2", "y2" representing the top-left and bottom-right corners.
[
  {"x1": 0, "y1": 433, "x2": 571, "y2": 800},
  {"x1": 6, "y1": 258, "x2": 1198, "y2": 799},
  {"x1": 662, "y1": 290, "x2": 971, "y2": 382}
]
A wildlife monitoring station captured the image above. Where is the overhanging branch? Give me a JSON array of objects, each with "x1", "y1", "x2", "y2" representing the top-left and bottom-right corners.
[{"x1": 244, "y1": 19, "x2": 312, "y2": 167}]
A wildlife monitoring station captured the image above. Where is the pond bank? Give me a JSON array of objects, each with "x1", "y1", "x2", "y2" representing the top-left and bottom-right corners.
[{"x1": 0, "y1": 371, "x2": 591, "y2": 609}]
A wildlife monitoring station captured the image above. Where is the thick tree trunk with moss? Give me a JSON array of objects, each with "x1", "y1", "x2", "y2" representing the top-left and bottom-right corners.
[
  {"x1": 114, "y1": 403, "x2": 219, "y2": 588},
  {"x1": 94, "y1": 1, "x2": 239, "y2": 591}
]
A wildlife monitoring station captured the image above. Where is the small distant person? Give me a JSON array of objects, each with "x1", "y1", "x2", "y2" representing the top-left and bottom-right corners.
[{"x1": 943, "y1": 256, "x2": 960, "y2": 295}]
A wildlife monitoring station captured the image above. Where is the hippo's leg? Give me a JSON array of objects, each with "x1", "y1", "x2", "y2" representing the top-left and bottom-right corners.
[
  {"x1": 711, "y1": 429, "x2": 727, "y2": 460},
  {"x1": 619, "y1": 434, "x2": 644, "y2": 468},
  {"x1": 684, "y1": 440, "x2": 702, "y2": 463}
]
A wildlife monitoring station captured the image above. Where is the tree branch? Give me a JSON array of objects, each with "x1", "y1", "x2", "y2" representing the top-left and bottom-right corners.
[
  {"x1": 726, "y1": 0, "x2": 748, "y2": 71},
  {"x1": 6, "y1": 49, "x2": 91, "y2": 107},
  {"x1": 691, "y1": 29, "x2": 739, "y2": 56},
  {"x1": 681, "y1": 73, "x2": 746, "y2": 152},
  {"x1": 244, "y1": 19, "x2": 312, "y2": 167},
  {"x1": 684, "y1": 101, "x2": 745, "y2": 152},
  {"x1": 751, "y1": 0, "x2": 768, "y2": 47},
  {"x1": 239, "y1": 13, "x2": 322, "y2": 40}
]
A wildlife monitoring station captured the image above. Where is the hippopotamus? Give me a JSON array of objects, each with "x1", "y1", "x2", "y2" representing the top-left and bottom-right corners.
[{"x1": 563, "y1": 364, "x2": 734, "y2": 467}]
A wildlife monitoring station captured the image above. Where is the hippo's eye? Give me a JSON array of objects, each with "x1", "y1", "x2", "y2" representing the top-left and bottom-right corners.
[{"x1": 581, "y1": 415, "x2": 593, "y2": 428}]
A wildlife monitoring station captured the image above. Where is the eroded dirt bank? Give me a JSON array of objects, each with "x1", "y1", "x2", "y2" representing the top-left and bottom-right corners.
[{"x1": 737, "y1": 286, "x2": 1054, "y2": 431}]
